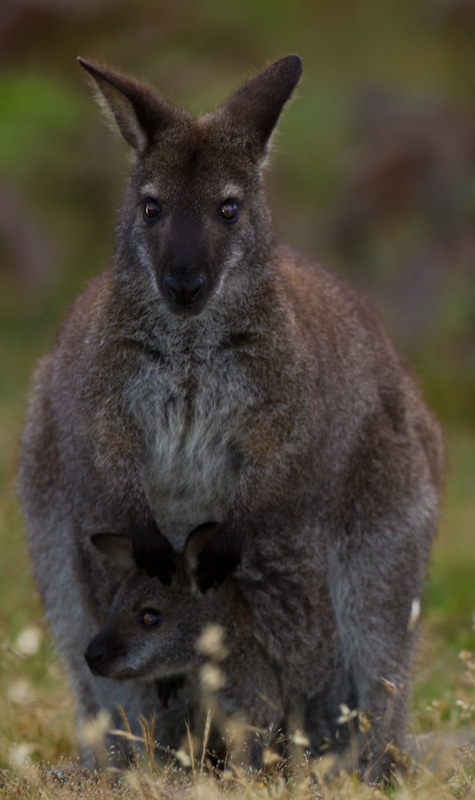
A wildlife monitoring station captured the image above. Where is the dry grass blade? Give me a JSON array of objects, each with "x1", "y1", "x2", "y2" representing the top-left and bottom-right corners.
[
  {"x1": 117, "y1": 704, "x2": 139, "y2": 766},
  {"x1": 199, "y1": 708, "x2": 212, "y2": 776}
]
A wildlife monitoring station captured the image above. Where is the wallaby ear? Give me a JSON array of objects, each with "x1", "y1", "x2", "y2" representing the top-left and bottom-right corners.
[
  {"x1": 90, "y1": 533, "x2": 135, "y2": 572},
  {"x1": 217, "y1": 54, "x2": 302, "y2": 162},
  {"x1": 77, "y1": 57, "x2": 183, "y2": 152},
  {"x1": 183, "y1": 522, "x2": 219, "y2": 578}
]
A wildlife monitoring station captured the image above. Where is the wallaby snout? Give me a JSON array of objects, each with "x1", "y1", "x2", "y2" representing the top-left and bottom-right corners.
[
  {"x1": 84, "y1": 638, "x2": 107, "y2": 676},
  {"x1": 164, "y1": 273, "x2": 206, "y2": 308},
  {"x1": 157, "y1": 215, "x2": 214, "y2": 315},
  {"x1": 84, "y1": 629, "x2": 128, "y2": 678}
]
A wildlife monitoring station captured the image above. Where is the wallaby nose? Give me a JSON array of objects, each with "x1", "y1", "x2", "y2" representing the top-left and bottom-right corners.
[
  {"x1": 84, "y1": 641, "x2": 107, "y2": 675},
  {"x1": 165, "y1": 275, "x2": 205, "y2": 306}
]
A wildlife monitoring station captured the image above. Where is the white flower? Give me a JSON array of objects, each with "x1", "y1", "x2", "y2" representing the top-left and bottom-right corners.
[
  {"x1": 337, "y1": 703, "x2": 358, "y2": 725},
  {"x1": 291, "y1": 730, "x2": 310, "y2": 747},
  {"x1": 8, "y1": 679, "x2": 35, "y2": 706},
  {"x1": 175, "y1": 748, "x2": 192, "y2": 767},
  {"x1": 10, "y1": 743, "x2": 34, "y2": 769},
  {"x1": 407, "y1": 598, "x2": 421, "y2": 632},
  {"x1": 200, "y1": 663, "x2": 225, "y2": 692},
  {"x1": 16, "y1": 626, "x2": 43, "y2": 656},
  {"x1": 196, "y1": 624, "x2": 228, "y2": 661},
  {"x1": 80, "y1": 710, "x2": 111, "y2": 747}
]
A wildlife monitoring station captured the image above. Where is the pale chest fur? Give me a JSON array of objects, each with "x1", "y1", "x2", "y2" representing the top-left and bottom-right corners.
[{"x1": 125, "y1": 347, "x2": 253, "y2": 549}]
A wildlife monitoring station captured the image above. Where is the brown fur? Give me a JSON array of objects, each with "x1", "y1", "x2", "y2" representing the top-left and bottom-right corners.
[{"x1": 18, "y1": 55, "x2": 443, "y2": 779}]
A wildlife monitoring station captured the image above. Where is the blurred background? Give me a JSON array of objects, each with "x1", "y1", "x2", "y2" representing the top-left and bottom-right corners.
[{"x1": 0, "y1": 0, "x2": 474, "y2": 764}]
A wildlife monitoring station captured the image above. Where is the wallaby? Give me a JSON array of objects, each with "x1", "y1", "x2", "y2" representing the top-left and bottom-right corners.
[
  {"x1": 84, "y1": 523, "x2": 284, "y2": 768},
  {"x1": 18, "y1": 55, "x2": 443, "y2": 780}
]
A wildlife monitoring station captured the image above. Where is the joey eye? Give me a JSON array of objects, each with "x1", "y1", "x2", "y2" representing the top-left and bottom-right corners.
[
  {"x1": 218, "y1": 201, "x2": 239, "y2": 222},
  {"x1": 143, "y1": 199, "x2": 161, "y2": 221},
  {"x1": 139, "y1": 608, "x2": 162, "y2": 628}
]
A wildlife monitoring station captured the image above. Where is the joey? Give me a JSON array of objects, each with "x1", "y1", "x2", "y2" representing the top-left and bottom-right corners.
[{"x1": 85, "y1": 524, "x2": 284, "y2": 768}]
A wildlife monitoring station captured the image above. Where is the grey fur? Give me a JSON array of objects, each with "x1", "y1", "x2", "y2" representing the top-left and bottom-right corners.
[{"x1": 18, "y1": 55, "x2": 443, "y2": 779}]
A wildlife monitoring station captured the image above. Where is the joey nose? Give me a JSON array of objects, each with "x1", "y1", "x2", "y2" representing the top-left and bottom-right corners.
[
  {"x1": 165, "y1": 275, "x2": 205, "y2": 307},
  {"x1": 84, "y1": 642, "x2": 107, "y2": 675}
]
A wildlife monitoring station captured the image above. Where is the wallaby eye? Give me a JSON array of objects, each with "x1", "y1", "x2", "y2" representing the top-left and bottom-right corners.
[
  {"x1": 218, "y1": 201, "x2": 239, "y2": 222},
  {"x1": 143, "y1": 199, "x2": 161, "y2": 221},
  {"x1": 139, "y1": 608, "x2": 162, "y2": 627}
]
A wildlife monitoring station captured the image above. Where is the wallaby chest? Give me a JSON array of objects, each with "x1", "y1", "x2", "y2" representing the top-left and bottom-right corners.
[{"x1": 125, "y1": 343, "x2": 252, "y2": 548}]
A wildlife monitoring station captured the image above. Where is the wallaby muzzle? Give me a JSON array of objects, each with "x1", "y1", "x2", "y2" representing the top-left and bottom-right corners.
[
  {"x1": 84, "y1": 639, "x2": 107, "y2": 676},
  {"x1": 157, "y1": 215, "x2": 213, "y2": 316},
  {"x1": 84, "y1": 631, "x2": 125, "y2": 677},
  {"x1": 164, "y1": 273, "x2": 206, "y2": 308}
]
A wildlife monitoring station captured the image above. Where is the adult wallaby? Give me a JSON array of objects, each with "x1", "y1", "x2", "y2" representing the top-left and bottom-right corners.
[
  {"x1": 84, "y1": 523, "x2": 284, "y2": 768},
  {"x1": 18, "y1": 55, "x2": 443, "y2": 780}
]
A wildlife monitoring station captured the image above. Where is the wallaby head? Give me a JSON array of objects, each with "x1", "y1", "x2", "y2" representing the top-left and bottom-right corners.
[
  {"x1": 84, "y1": 523, "x2": 229, "y2": 681},
  {"x1": 78, "y1": 55, "x2": 302, "y2": 318}
]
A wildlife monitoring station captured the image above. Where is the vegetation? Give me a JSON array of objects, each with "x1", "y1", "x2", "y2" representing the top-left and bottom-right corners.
[{"x1": 0, "y1": 0, "x2": 474, "y2": 795}]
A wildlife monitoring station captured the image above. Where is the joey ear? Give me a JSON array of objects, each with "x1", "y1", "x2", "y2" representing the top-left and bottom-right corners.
[
  {"x1": 218, "y1": 54, "x2": 302, "y2": 161},
  {"x1": 90, "y1": 533, "x2": 135, "y2": 572},
  {"x1": 77, "y1": 58, "x2": 183, "y2": 152},
  {"x1": 183, "y1": 522, "x2": 219, "y2": 578}
]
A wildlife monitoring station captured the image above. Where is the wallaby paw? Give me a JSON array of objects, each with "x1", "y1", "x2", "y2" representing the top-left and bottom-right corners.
[
  {"x1": 195, "y1": 531, "x2": 241, "y2": 592},
  {"x1": 133, "y1": 536, "x2": 176, "y2": 585}
]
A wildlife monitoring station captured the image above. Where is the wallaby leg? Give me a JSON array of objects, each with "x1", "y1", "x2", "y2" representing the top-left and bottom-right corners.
[
  {"x1": 304, "y1": 667, "x2": 356, "y2": 756},
  {"x1": 328, "y1": 513, "x2": 434, "y2": 781},
  {"x1": 218, "y1": 659, "x2": 285, "y2": 769}
]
